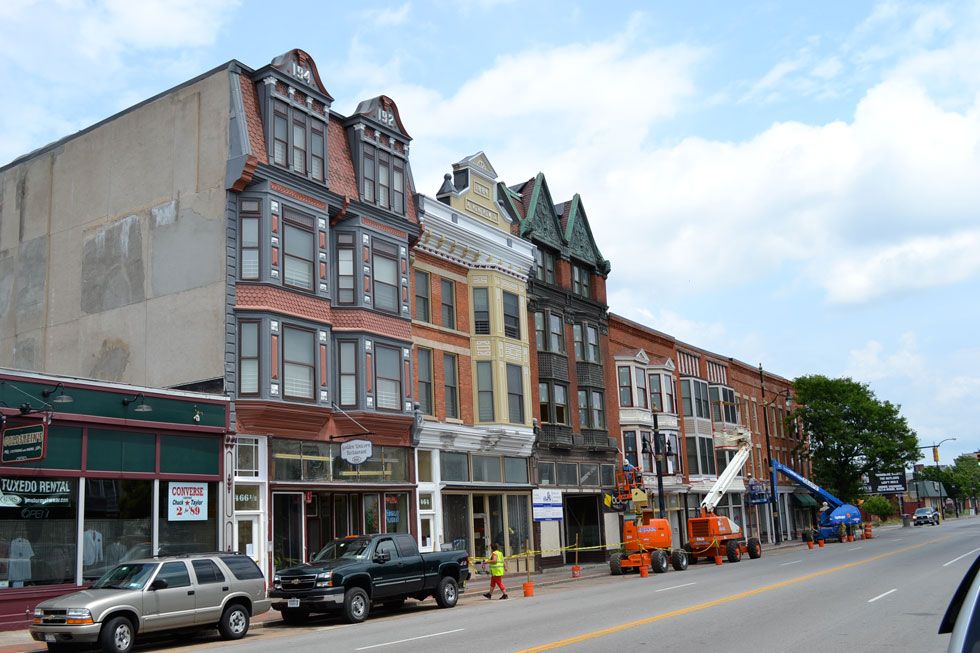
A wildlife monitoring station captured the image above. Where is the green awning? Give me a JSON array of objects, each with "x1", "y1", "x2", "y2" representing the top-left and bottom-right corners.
[{"x1": 792, "y1": 493, "x2": 819, "y2": 508}]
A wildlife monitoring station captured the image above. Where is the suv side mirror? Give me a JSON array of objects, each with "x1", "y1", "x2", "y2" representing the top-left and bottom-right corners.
[
  {"x1": 149, "y1": 578, "x2": 169, "y2": 591},
  {"x1": 374, "y1": 550, "x2": 391, "y2": 564}
]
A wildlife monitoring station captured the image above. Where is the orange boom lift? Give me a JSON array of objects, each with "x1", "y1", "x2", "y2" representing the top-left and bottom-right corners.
[{"x1": 684, "y1": 437, "x2": 762, "y2": 564}]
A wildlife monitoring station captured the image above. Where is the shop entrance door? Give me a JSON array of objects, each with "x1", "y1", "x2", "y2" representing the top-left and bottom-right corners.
[
  {"x1": 272, "y1": 493, "x2": 305, "y2": 574},
  {"x1": 234, "y1": 515, "x2": 261, "y2": 563},
  {"x1": 473, "y1": 513, "x2": 489, "y2": 559}
]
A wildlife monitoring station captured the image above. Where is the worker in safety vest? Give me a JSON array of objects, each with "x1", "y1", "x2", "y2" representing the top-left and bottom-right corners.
[{"x1": 482, "y1": 542, "x2": 508, "y2": 600}]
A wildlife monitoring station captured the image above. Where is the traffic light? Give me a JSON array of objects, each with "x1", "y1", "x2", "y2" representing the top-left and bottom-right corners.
[{"x1": 933, "y1": 447, "x2": 940, "y2": 463}]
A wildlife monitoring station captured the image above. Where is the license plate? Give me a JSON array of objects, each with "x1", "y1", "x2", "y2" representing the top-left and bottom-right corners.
[
  {"x1": 287, "y1": 598, "x2": 301, "y2": 608},
  {"x1": 45, "y1": 635, "x2": 56, "y2": 643}
]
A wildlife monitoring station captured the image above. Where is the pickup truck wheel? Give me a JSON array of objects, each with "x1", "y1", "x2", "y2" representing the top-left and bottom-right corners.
[
  {"x1": 280, "y1": 608, "x2": 309, "y2": 625},
  {"x1": 344, "y1": 587, "x2": 370, "y2": 623},
  {"x1": 435, "y1": 576, "x2": 459, "y2": 608},
  {"x1": 99, "y1": 616, "x2": 135, "y2": 653},
  {"x1": 218, "y1": 603, "x2": 250, "y2": 640}
]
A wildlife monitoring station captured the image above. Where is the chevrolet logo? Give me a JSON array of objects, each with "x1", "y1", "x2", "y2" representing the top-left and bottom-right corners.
[{"x1": 290, "y1": 579, "x2": 301, "y2": 585}]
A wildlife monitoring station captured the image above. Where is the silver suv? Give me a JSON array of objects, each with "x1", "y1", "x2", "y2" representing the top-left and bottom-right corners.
[{"x1": 29, "y1": 554, "x2": 270, "y2": 653}]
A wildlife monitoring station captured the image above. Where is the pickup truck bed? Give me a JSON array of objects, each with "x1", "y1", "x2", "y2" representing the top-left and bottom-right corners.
[{"x1": 270, "y1": 533, "x2": 470, "y2": 624}]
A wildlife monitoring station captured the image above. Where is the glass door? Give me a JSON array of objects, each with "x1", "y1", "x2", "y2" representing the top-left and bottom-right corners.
[
  {"x1": 234, "y1": 516, "x2": 261, "y2": 562},
  {"x1": 272, "y1": 493, "x2": 305, "y2": 573}
]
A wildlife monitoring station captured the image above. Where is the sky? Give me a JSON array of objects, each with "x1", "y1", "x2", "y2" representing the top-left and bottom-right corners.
[{"x1": 1, "y1": 0, "x2": 978, "y2": 465}]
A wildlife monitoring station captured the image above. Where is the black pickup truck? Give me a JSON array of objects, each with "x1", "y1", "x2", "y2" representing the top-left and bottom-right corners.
[{"x1": 269, "y1": 533, "x2": 470, "y2": 624}]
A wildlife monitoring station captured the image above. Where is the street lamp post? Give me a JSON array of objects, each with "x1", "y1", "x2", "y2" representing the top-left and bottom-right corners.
[
  {"x1": 759, "y1": 364, "x2": 794, "y2": 545},
  {"x1": 652, "y1": 412, "x2": 667, "y2": 519}
]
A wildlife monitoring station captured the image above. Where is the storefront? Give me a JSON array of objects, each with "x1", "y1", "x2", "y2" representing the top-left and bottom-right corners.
[
  {"x1": 0, "y1": 369, "x2": 228, "y2": 631},
  {"x1": 269, "y1": 438, "x2": 414, "y2": 573},
  {"x1": 416, "y1": 449, "x2": 533, "y2": 572}
]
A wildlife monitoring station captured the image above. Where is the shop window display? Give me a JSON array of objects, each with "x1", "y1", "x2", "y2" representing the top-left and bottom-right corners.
[
  {"x1": 0, "y1": 477, "x2": 77, "y2": 587},
  {"x1": 83, "y1": 479, "x2": 152, "y2": 580},
  {"x1": 157, "y1": 481, "x2": 218, "y2": 555}
]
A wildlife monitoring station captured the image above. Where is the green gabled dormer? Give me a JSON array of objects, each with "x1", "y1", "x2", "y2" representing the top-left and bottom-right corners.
[
  {"x1": 511, "y1": 173, "x2": 566, "y2": 249},
  {"x1": 559, "y1": 194, "x2": 611, "y2": 276}
]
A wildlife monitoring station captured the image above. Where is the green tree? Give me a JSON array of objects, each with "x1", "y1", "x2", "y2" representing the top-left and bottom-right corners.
[
  {"x1": 923, "y1": 454, "x2": 980, "y2": 506},
  {"x1": 791, "y1": 375, "x2": 919, "y2": 502},
  {"x1": 862, "y1": 495, "x2": 895, "y2": 521}
]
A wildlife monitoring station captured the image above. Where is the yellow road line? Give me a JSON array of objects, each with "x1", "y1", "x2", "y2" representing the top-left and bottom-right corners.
[{"x1": 515, "y1": 537, "x2": 950, "y2": 653}]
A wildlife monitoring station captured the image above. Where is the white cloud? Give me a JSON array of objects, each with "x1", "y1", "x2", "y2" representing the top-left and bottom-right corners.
[
  {"x1": 844, "y1": 333, "x2": 926, "y2": 382},
  {"x1": 363, "y1": 2, "x2": 411, "y2": 27}
]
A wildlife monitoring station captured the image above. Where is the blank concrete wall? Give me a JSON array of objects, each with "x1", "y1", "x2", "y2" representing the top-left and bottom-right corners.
[{"x1": 0, "y1": 69, "x2": 230, "y2": 388}]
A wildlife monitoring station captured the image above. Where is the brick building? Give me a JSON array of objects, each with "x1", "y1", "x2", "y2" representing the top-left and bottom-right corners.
[
  {"x1": 0, "y1": 49, "x2": 424, "y2": 580},
  {"x1": 608, "y1": 314, "x2": 809, "y2": 545},
  {"x1": 501, "y1": 174, "x2": 619, "y2": 567},
  {"x1": 411, "y1": 153, "x2": 536, "y2": 570}
]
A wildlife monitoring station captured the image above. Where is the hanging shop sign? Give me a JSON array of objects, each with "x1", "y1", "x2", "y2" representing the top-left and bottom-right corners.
[
  {"x1": 1, "y1": 422, "x2": 47, "y2": 464},
  {"x1": 532, "y1": 488, "x2": 563, "y2": 522},
  {"x1": 168, "y1": 481, "x2": 208, "y2": 521},
  {"x1": 0, "y1": 477, "x2": 71, "y2": 508},
  {"x1": 341, "y1": 439, "x2": 373, "y2": 465}
]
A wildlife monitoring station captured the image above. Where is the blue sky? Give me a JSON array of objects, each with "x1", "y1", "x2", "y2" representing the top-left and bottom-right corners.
[{"x1": 2, "y1": 1, "x2": 978, "y2": 464}]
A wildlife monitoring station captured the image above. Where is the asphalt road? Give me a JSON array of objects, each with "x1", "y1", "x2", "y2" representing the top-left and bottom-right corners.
[{"x1": 27, "y1": 519, "x2": 980, "y2": 653}]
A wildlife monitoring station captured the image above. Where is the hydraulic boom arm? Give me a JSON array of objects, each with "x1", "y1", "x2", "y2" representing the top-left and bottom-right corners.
[
  {"x1": 771, "y1": 460, "x2": 845, "y2": 508},
  {"x1": 700, "y1": 439, "x2": 752, "y2": 514}
]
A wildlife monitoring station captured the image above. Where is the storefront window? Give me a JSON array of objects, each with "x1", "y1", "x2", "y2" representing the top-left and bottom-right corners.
[
  {"x1": 557, "y1": 463, "x2": 578, "y2": 486},
  {"x1": 0, "y1": 477, "x2": 77, "y2": 587},
  {"x1": 473, "y1": 455, "x2": 501, "y2": 483},
  {"x1": 157, "y1": 481, "x2": 217, "y2": 555},
  {"x1": 488, "y1": 495, "x2": 504, "y2": 549},
  {"x1": 507, "y1": 495, "x2": 530, "y2": 554},
  {"x1": 272, "y1": 440, "x2": 408, "y2": 482},
  {"x1": 274, "y1": 493, "x2": 304, "y2": 571},
  {"x1": 538, "y1": 463, "x2": 555, "y2": 485},
  {"x1": 579, "y1": 464, "x2": 600, "y2": 486},
  {"x1": 441, "y1": 452, "x2": 469, "y2": 482},
  {"x1": 600, "y1": 464, "x2": 615, "y2": 487},
  {"x1": 364, "y1": 494, "x2": 380, "y2": 534},
  {"x1": 442, "y1": 494, "x2": 469, "y2": 551},
  {"x1": 83, "y1": 479, "x2": 152, "y2": 580},
  {"x1": 385, "y1": 494, "x2": 409, "y2": 533},
  {"x1": 504, "y1": 458, "x2": 528, "y2": 484},
  {"x1": 302, "y1": 441, "x2": 331, "y2": 481}
]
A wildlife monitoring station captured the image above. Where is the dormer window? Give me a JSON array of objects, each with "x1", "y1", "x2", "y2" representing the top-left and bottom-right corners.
[
  {"x1": 362, "y1": 143, "x2": 406, "y2": 216},
  {"x1": 266, "y1": 97, "x2": 326, "y2": 183}
]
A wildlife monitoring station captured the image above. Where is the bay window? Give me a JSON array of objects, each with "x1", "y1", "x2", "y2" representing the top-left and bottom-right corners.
[
  {"x1": 586, "y1": 324, "x2": 600, "y2": 362},
  {"x1": 506, "y1": 364, "x2": 524, "y2": 423},
  {"x1": 681, "y1": 378, "x2": 710, "y2": 418},
  {"x1": 283, "y1": 327, "x2": 314, "y2": 400},
  {"x1": 534, "y1": 312, "x2": 545, "y2": 350},
  {"x1": 373, "y1": 241, "x2": 399, "y2": 313},
  {"x1": 337, "y1": 233, "x2": 355, "y2": 304},
  {"x1": 650, "y1": 373, "x2": 662, "y2": 412},
  {"x1": 239, "y1": 321, "x2": 259, "y2": 395},
  {"x1": 503, "y1": 292, "x2": 520, "y2": 339},
  {"x1": 339, "y1": 341, "x2": 357, "y2": 406},
  {"x1": 636, "y1": 371, "x2": 648, "y2": 409},
  {"x1": 623, "y1": 431, "x2": 638, "y2": 467},
  {"x1": 375, "y1": 345, "x2": 402, "y2": 410},
  {"x1": 477, "y1": 362, "x2": 494, "y2": 421},
  {"x1": 549, "y1": 313, "x2": 564, "y2": 352},
  {"x1": 283, "y1": 208, "x2": 315, "y2": 290},
  {"x1": 618, "y1": 366, "x2": 632, "y2": 407},
  {"x1": 539, "y1": 382, "x2": 568, "y2": 425},
  {"x1": 473, "y1": 288, "x2": 490, "y2": 335},
  {"x1": 572, "y1": 264, "x2": 591, "y2": 298},
  {"x1": 534, "y1": 249, "x2": 555, "y2": 284}
]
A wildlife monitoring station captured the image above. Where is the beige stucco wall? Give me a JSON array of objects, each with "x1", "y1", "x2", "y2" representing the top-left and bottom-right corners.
[{"x1": 0, "y1": 69, "x2": 230, "y2": 387}]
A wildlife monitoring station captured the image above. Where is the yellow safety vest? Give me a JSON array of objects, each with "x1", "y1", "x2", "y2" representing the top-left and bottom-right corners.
[{"x1": 489, "y1": 550, "x2": 505, "y2": 576}]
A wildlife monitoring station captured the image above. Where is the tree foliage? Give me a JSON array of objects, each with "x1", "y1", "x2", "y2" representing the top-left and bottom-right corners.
[
  {"x1": 861, "y1": 495, "x2": 895, "y2": 521},
  {"x1": 920, "y1": 455, "x2": 980, "y2": 501},
  {"x1": 791, "y1": 375, "x2": 919, "y2": 502}
]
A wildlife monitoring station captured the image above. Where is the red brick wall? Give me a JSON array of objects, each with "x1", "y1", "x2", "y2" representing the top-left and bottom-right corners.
[{"x1": 410, "y1": 252, "x2": 473, "y2": 425}]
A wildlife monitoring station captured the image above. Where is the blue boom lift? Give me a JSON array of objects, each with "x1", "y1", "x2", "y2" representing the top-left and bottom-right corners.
[{"x1": 771, "y1": 461, "x2": 862, "y2": 541}]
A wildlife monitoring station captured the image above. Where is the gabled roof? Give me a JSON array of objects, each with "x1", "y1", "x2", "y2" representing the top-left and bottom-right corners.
[
  {"x1": 515, "y1": 173, "x2": 566, "y2": 249},
  {"x1": 561, "y1": 193, "x2": 608, "y2": 273}
]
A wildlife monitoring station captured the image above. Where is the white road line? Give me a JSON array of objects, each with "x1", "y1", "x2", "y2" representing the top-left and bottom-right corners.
[
  {"x1": 868, "y1": 588, "x2": 897, "y2": 603},
  {"x1": 655, "y1": 582, "x2": 696, "y2": 592},
  {"x1": 355, "y1": 629, "x2": 465, "y2": 651},
  {"x1": 780, "y1": 560, "x2": 802, "y2": 566},
  {"x1": 847, "y1": 547, "x2": 861, "y2": 551},
  {"x1": 893, "y1": 538, "x2": 903, "y2": 542},
  {"x1": 942, "y1": 547, "x2": 980, "y2": 567}
]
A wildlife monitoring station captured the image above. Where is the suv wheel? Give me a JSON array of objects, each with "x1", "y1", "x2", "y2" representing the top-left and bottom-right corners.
[
  {"x1": 99, "y1": 616, "x2": 134, "y2": 653},
  {"x1": 343, "y1": 587, "x2": 370, "y2": 624},
  {"x1": 218, "y1": 603, "x2": 250, "y2": 640},
  {"x1": 435, "y1": 576, "x2": 458, "y2": 608}
]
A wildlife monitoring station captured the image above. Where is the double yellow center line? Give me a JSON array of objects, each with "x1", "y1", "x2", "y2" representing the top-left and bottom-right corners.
[{"x1": 515, "y1": 537, "x2": 948, "y2": 652}]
